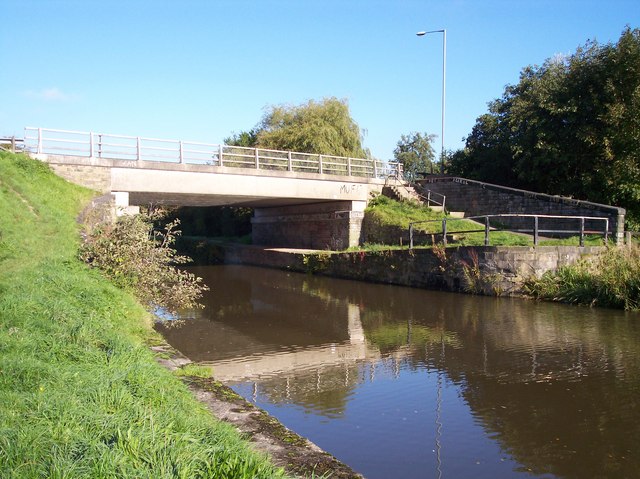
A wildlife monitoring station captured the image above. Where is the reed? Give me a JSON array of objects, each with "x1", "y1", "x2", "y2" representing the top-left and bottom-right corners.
[{"x1": 525, "y1": 245, "x2": 640, "y2": 310}]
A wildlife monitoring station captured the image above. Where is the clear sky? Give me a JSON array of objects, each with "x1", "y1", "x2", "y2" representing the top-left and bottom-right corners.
[{"x1": 2, "y1": 0, "x2": 638, "y2": 160}]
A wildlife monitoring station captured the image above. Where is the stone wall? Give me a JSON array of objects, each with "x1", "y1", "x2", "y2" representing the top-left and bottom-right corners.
[
  {"x1": 48, "y1": 164, "x2": 112, "y2": 193},
  {"x1": 180, "y1": 238, "x2": 603, "y2": 297},
  {"x1": 419, "y1": 177, "x2": 625, "y2": 242},
  {"x1": 251, "y1": 201, "x2": 365, "y2": 250}
]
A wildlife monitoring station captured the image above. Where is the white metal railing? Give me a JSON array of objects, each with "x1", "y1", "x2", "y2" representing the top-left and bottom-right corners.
[{"x1": 24, "y1": 127, "x2": 401, "y2": 179}]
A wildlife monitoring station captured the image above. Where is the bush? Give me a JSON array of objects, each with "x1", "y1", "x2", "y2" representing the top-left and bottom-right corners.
[{"x1": 80, "y1": 210, "x2": 209, "y2": 315}]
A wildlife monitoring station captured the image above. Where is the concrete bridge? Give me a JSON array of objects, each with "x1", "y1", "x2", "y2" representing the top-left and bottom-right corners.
[{"x1": 26, "y1": 127, "x2": 401, "y2": 249}]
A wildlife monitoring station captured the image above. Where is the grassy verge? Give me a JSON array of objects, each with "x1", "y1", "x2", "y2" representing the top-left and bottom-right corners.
[
  {"x1": 364, "y1": 195, "x2": 605, "y2": 248},
  {"x1": 0, "y1": 151, "x2": 285, "y2": 478},
  {"x1": 525, "y1": 245, "x2": 640, "y2": 310}
]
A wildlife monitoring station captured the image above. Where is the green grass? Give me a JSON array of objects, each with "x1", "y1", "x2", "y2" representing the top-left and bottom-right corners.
[
  {"x1": 525, "y1": 245, "x2": 640, "y2": 310},
  {"x1": 0, "y1": 151, "x2": 285, "y2": 478},
  {"x1": 364, "y1": 195, "x2": 607, "y2": 248}
]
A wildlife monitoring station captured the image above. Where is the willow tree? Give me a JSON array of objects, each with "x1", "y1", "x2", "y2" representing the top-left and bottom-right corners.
[{"x1": 226, "y1": 97, "x2": 368, "y2": 158}]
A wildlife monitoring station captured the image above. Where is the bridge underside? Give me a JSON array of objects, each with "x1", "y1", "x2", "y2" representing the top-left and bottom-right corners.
[
  {"x1": 127, "y1": 191, "x2": 343, "y2": 208},
  {"x1": 39, "y1": 155, "x2": 384, "y2": 249}
]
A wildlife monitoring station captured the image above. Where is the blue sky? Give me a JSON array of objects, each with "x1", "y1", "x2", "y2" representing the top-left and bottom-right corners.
[{"x1": 2, "y1": 0, "x2": 638, "y2": 160}]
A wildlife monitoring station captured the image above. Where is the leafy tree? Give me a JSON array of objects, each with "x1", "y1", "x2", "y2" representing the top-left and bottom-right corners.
[
  {"x1": 225, "y1": 97, "x2": 367, "y2": 158},
  {"x1": 224, "y1": 128, "x2": 259, "y2": 147},
  {"x1": 393, "y1": 131, "x2": 436, "y2": 180},
  {"x1": 449, "y1": 27, "x2": 640, "y2": 225}
]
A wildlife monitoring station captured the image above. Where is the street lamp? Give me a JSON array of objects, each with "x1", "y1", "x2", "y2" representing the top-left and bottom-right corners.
[{"x1": 416, "y1": 29, "x2": 446, "y2": 174}]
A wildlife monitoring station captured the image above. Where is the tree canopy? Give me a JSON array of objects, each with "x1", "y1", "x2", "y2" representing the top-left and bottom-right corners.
[
  {"x1": 393, "y1": 131, "x2": 436, "y2": 180},
  {"x1": 225, "y1": 97, "x2": 367, "y2": 158},
  {"x1": 449, "y1": 27, "x2": 640, "y2": 225}
]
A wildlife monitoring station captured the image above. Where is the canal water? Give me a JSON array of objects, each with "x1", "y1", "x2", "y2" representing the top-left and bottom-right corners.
[{"x1": 157, "y1": 265, "x2": 640, "y2": 479}]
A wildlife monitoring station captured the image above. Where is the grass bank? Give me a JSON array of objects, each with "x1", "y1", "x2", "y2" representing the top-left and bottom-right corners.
[
  {"x1": 364, "y1": 195, "x2": 605, "y2": 247},
  {"x1": 525, "y1": 245, "x2": 640, "y2": 310},
  {"x1": 0, "y1": 151, "x2": 285, "y2": 478}
]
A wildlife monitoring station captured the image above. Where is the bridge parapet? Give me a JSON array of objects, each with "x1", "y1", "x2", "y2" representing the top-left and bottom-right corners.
[{"x1": 25, "y1": 127, "x2": 402, "y2": 180}]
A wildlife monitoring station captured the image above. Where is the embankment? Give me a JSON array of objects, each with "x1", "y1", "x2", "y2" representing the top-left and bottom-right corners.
[
  {"x1": 2, "y1": 151, "x2": 361, "y2": 478},
  {"x1": 179, "y1": 238, "x2": 603, "y2": 296}
]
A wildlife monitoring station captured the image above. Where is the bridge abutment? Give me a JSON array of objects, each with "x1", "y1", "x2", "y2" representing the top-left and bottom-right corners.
[{"x1": 252, "y1": 201, "x2": 366, "y2": 250}]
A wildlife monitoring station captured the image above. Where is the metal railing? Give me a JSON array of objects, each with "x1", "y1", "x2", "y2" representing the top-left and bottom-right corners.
[
  {"x1": 24, "y1": 127, "x2": 401, "y2": 179},
  {"x1": 409, "y1": 213, "x2": 610, "y2": 249}
]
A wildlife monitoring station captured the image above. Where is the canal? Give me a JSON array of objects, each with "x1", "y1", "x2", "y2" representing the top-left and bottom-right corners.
[{"x1": 157, "y1": 265, "x2": 640, "y2": 479}]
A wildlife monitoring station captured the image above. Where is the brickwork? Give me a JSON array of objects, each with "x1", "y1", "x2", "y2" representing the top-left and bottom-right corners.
[{"x1": 418, "y1": 177, "x2": 625, "y2": 242}]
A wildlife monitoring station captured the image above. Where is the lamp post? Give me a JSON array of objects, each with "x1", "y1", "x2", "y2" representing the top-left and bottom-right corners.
[{"x1": 416, "y1": 29, "x2": 446, "y2": 174}]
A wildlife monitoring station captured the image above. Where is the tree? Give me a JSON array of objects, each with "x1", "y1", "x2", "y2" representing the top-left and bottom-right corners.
[
  {"x1": 225, "y1": 97, "x2": 367, "y2": 158},
  {"x1": 224, "y1": 128, "x2": 259, "y2": 147},
  {"x1": 449, "y1": 27, "x2": 640, "y2": 225},
  {"x1": 393, "y1": 132, "x2": 436, "y2": 180}
]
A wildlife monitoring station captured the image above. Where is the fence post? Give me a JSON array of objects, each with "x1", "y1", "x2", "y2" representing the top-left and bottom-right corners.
[
  {"x1": 255, "y1": 148, "x2": 259, "y2": 169},
  {"x1": 533, "y1": 216, "x2": 539, "y2": 246},
  {"x1": 605, "y1": 219, "x2": 609, "y2": 245},
  {"x1": 89, "y1": 132, "x2": 94, "y2": 157},
  {"x1": 579, "y1": 217, "x2": 585, "y2": 247},
  {"x1": 136, "y1": 137, "x2": 141, "y2": 161},
  {"x1": 98, "y1": 134, "x2": 103, "y2": 158},
  {"x1": 626, "y1": 231, "x2": 632, "y2": 247},
  {"x1": 347, "y1": 157, "x2": 352, "y2": 176},
  {"x1": 288, "y1": 151, "x2": 293, "y2": 171},
  {"x1": 218, "y1": 144, "x2": 224, "y2": 166},
  {"x1": 37, "y1": 128, "x2": 42, "y2": 154},
  {"x1": 178, "y1": 141, "x2": 184, "y2": 164},
  {"x1": 319, "y1": 155, "x2": 323, "y2": 174},
  {"x1": 409, "y1": 223, "x2": 414, "y2": 249},
  {"x1": 442, "y1": 218, "x2": 448, "y2": 246},
  {"x1": 373, "y1": 159, "x2": 378, "y2": 178},
  {"x1": 484, "y1": 216, "x2": 490, "y2": 246}
]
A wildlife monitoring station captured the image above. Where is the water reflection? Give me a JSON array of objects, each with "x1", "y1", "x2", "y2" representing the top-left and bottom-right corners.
[{"x1": 157, "y1": 265, "x2": 640, "y2": 479}]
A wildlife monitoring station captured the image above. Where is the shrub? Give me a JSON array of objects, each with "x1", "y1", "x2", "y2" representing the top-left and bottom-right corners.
[{"x1": 80, "y1": 210, "x2": 209, "y2": 315}]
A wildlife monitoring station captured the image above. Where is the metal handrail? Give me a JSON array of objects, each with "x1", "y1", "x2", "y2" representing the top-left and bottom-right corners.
[
  {"x1": 409, "y1": 213, "x2": 610, "y2": 249},
  {"x1": 24, "y1": 127, "x2": 402, "y2": 179}
]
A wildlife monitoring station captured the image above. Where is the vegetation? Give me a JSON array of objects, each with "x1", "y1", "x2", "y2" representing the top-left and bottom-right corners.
[
  {"x1": 363, "y1": 195, "x2": 607, "y2": 248},
  {"x1": 365, "y1": 194, "x2": 444, "y2": 231},
  {"x1": 448, "y1": 27, "x2": 640, "y2": 226},
  {"x1": 225, "y1": 97, "x2": 368, "y2": 158},
  {"x1": 0, "y1": 151, "x2": 286, "y2": 478},
  {"x1": 80, "y1": 211, "x2": 209, "y2": 315},
  {"x1": 393, "y1": 131, "x2": 437, "y2": 180},
  {"x1": 525, "y1": 245, "x2": 640, "y2": 310}
]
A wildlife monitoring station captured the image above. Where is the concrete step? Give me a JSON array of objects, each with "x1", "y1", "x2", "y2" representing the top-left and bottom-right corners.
[{"x1": 448, "y1": 211, "x2": 465, "y2": 218}]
